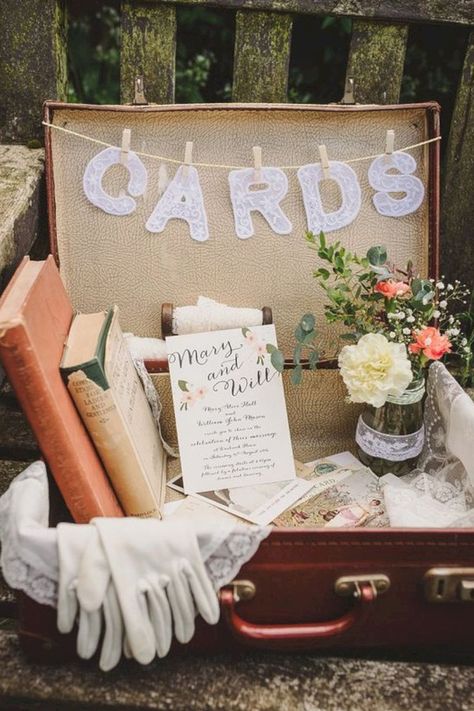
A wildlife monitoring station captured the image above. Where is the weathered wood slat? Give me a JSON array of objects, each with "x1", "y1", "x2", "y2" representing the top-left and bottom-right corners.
[
  {"x1": 139, "y1": 0, "x2": 474, "y2": 27},
  {"x1": 120, "y1": 1, "x2": 176, "y2": 104},
  {"x1": 441, "y1": 29, "x2": 474, "y2": 286},
  {"x1": 233, "y1": 10, "x2": 292, "y2": 102},
  {"x1": 346, "y1": 20, "x2": 408, "y2": 104},
  {"x1": 0, "y1": 0, "x2": 67, "y2": 143}
]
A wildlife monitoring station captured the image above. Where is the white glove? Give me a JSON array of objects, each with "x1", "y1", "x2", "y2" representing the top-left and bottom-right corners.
[
  {"x1": 57, "y1": 523, "x2": 124, "y2": 671},
  {"x1": 77, "y1": 517, "x2": 220, "y2": 665}
]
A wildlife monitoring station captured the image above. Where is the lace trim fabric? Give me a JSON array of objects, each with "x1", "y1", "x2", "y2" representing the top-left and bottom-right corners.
[
  {"x1": 0, "y1": 462, "x2": 271, "y2": 608},
  {"x1": 415, "y1": 361, "x2": 474, "y2": 507},
  {"x1": 356, "y1": 416, "x2": 425, "y2": 461},
  {"x1": 132, "y1": 356, "x2": 178, "y2": 458}
]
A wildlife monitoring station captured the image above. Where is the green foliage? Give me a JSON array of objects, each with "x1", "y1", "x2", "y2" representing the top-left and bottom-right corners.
[
  {"x1": 309, "y1": 231, "x2": 471, "y2": 378},
  {"x1": 271, "y1": 313, "x2": 318, "y2": 383},
  {"x1": 65, "y1": 5, "x2": 467, "y2": 146}
]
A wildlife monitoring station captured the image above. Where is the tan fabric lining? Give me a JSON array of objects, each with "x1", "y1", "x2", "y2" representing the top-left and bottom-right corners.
[{"x1": 50, "y1": 105, "x2": 430, "y2": 357}]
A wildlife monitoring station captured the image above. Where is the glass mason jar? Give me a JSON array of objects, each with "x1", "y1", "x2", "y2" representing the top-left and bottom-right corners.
[{"x1": 356, "y1": 377, "x2": 425, "y2": 477}]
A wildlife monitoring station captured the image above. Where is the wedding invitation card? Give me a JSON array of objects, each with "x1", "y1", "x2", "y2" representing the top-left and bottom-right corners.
[{"x1": 166, "y1": 324, "x2": 296, "y2": 494}]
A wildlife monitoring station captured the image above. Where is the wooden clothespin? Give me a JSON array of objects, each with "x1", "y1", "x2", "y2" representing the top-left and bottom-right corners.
[
  {"x1": 120, "y1": 128, "x2": 131, "y2": 166},
  {"x1": 183, "y1": 141, "x2": 193, "y2": 179},
  {"x1": 318, "y1": 144, "x2": 330, "y2": 180},
  {"x1": 384, "y1": 129, "x2": 395, "y2": 163},
  {"x1": 253, "y1": 146, "x2": 262, "y2": 183}
]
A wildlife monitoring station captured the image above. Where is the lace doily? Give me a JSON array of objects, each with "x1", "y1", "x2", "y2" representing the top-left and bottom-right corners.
[
  {"x1": 368, "y1": 152, "x2": 425, "y2": 218},
  {"x1": 356, "y1": 416, "x2": 425, "y2": 462},
  {"x1": 145, "y1": 165, "x2": 209, "y2": 242},
  {"x1": 297, "y1": 161, "x2": 361, "y2": 233},
  {"x1": 228, "y1": 167, "x2": 292, "y2": 239},
  {"x1": 0, "y1": 461, "x2": 270, "y2": 608},
  {"x1": 83, "y1": 147, "x2": 147, "y2": 216}
]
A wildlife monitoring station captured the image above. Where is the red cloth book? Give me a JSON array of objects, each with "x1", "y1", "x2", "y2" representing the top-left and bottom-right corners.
[{"x1": 0, "y1": 256, "x2": 123, "y2": 522}]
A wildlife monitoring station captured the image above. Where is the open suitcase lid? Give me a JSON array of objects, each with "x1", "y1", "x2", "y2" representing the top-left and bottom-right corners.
[{"x1": 44, "y1": 101, "x2": 440, "y2": 356}]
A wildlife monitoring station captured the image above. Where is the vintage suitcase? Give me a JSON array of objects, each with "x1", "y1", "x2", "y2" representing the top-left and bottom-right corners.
[{"x1": 16, "y1": 100, "x2": 474, "y2": 659}]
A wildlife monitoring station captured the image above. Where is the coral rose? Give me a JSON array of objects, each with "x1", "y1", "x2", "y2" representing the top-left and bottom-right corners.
[
  {"x1": 338, "y1": 333, "x2": 413, "y2": 408},
  {"x1": 374, "y1": 280, "x2": 410, "y2": 299},
  {"x1": 408, "y1": 327, "x2": 452, "y2": 361}
]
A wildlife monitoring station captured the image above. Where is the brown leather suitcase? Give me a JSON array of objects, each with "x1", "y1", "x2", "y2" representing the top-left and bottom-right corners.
[{"x1": 16, "y1": 100, "x2": 474, "y2": 659}]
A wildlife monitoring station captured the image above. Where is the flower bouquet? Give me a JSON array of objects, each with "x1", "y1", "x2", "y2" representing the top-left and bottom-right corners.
[{"x1": 271, "y1": 232, "x2": 472, "y2": 476}]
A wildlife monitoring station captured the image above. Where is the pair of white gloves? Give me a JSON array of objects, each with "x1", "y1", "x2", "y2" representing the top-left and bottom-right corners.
[{"x1": 57, "y1": 517, "x2": 220, "y2": 671}]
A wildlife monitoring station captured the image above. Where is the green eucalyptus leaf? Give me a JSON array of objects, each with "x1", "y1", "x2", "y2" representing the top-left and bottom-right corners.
[
  {"x1": 367, "y1": 246, "x2": 387, "y2": 266},
  {"x1": 293, "y1": 343, "x2": 302, "y2": 365},
  {"x1": 266, "y1": 343, "x2": 276, "y2": 354},
  {"x1": 308, "y1": 350, "x2": 319, "y2": 369},
  {"x1": 241, "y1": 327, "x2": 250, "y2": 337},
  {"x1": 303, "y1": 330, "x2": 316, "y2": 345},
  {"x1": 178, "y1": 380, "x2": 189, "y2": 392},
  {"x1": 300, "y1": 313, "x2": 315, "y2": 332},
  {"x1": 270, "y1": 349, "x2": 285, "y2": 372},
  {"x1": 340, "y1": 332, "x2": 358, "y2": 342},
  {"x1": 291, "y1": 364, "x2": 303, "y2": 385},
  {"x1": 315, "y1": 267, "x2": 330, "y2": 280},
  {"x1": 295, "y1": 324, "x2": 306, "y2": 343}
]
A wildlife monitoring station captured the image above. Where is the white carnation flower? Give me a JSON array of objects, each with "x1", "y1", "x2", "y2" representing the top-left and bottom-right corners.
[{"x1": 338, "y1": 333, "x2": 413, "y2": 409}]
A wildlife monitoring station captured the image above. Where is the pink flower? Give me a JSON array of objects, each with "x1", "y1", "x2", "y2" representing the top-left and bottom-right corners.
[
  {"x1": 194, "y1": 386, "x2": 207, "y2": 400},
  {"x1": 375, "y1": 280, "x2": 410, "y2": 299},
  {"x1": 255, "y1": 343, "x2": 267, "y2": 357},
  {"x1": 409, "y1": 326, "x2": 452, "y2": 361},
  {"x1": 245, "y1": 331, "x2": 258, "y2": 345},
  {"x1": 181, "y1": 391, "x2": 196, "y2": 406}
]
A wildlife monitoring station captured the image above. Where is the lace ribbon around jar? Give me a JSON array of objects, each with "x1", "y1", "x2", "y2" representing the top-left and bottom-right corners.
[{"x1": 356, "y1": 416, "x2": 425, "y2": 462}]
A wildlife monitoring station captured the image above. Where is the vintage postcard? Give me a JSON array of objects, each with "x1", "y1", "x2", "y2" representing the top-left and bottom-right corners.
[
  {"x1": 166, "y1": 324, "x2": 295, "y2": 493},
  {"x1": 167, "y1": 472, "x2": 313, "y2": 526},
  {"x1": 274, "y1": 465, "x2": 388, "y2": 528}
]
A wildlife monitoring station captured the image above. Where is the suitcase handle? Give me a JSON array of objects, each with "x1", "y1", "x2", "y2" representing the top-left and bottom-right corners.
[{"x1": 220, "y1": 582, "x2": 376, "y2": 650}]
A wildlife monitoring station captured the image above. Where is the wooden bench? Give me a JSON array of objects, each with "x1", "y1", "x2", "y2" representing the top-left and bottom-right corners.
[{"x1": 0, "y1": 1, "x2": 473, "y2": 706}]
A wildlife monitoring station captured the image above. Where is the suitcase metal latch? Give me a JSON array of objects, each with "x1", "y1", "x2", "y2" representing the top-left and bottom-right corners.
[
  {"x1": 335, "y1": 574, "x2": 390, "y2": 599},
  {"x1": 229, "y1": 579, "x2": 256, "y2": 602},
  {"x1": 424, "y1": 568, "x2": 474, "y2": 603}
]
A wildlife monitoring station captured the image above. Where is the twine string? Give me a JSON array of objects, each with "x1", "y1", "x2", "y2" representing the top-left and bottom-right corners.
[{"x1": 42, "y1": 120, "x2": 441, "y2": 171}]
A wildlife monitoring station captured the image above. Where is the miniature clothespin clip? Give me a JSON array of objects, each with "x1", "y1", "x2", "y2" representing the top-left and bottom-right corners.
[
  {"x1": 318, "y1": 144, "x2": 330, "y2": 180},
  {"x1": 253, "y1": 146, "x2": 262, "y2": 183},
  {"x1": 384, "y1": 129, "x2": 395, "y2": 163},
  {"x1": 183, "y1": 141, "x2": 193, "y2": 179},
  {"x1": 120, "y1": 128, "x2": 131, "y2": 166}
]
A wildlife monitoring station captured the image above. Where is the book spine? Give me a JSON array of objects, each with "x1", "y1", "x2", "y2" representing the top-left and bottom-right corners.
[
  {"x1": 0, "y1": 326, "x2": 123, "y2": 522},
  {"x1": 64, "y1": 368, "x2": 161, "y2": 518}
]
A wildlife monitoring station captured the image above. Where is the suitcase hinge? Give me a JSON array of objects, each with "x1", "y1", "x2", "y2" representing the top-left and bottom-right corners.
[
  {"x1": 424, "y1": 568, "x2": 474, "y2": 603},
  {"x1": 339, "y1": 76, "x2": 355, "y2": 105},
  {"x1": 133, "y1": 76, "x2": 148, "y2": 106},
  {"x1": 335, "y1": 574, "x2": 390, "y2": 599}
]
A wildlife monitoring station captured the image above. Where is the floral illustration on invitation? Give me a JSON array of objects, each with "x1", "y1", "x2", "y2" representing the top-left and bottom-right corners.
[
  {"x1": 178, "y1": 381, "x2": 208, "y2": 410},
  {"x1": 166, "y1": 324, "x2": 296, "y2": 494}
]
